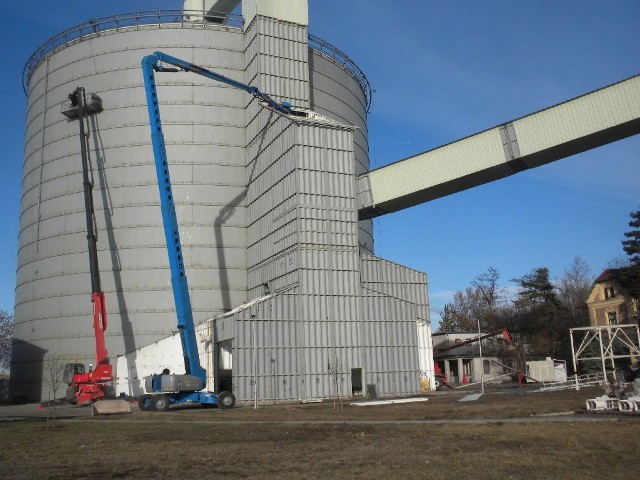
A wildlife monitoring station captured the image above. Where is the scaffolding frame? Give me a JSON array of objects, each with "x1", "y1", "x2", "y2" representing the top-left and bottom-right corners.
[{"x1": 570, "y1": 324, "x2": 640, "y2": 389}]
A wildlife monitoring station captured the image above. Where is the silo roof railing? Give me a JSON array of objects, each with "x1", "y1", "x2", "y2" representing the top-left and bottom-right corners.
[
  {"x1": 23, "y1": 11, "x2": 373, "y2": 112},
  {"x1": 308, "y1": 34, "x2": 372, "y2": 112},
  {"x1": 22, "y1": 10, "x2": 243, "y2": 94}
]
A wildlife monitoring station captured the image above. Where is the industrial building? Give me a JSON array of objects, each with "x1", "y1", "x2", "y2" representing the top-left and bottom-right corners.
[
  {"x1": 12, "y1": 0, "x2": 640, "y2": 403},
  {"x1": 432, "y1": 332, "x2": 510, "y2": 387},
  {"x1": 13, "y1": 1, "x2": 434, "y2": 403}
]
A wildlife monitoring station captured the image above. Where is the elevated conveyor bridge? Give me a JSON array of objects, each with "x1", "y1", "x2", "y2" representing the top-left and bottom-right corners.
[{"x1": 357, "y1": 74, "x2": 640, "y2": 220}]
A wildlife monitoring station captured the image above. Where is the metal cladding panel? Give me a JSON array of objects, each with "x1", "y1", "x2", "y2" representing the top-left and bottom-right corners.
[
  {"x1": 270, "y1": 291, "x2": 299, "y2": 320},
  {"x1": 217, "y1": 318, "x2": 294, "y2": 401},
  {"x1": 246, "y1": 125, "x2": 296, "y2": 171},
  {"x1": 193, "y1": 290, "x2": 423, "y2": 403},
  {"x1": 297, "y1": 143, "x2": 356, "y2": 175},
  {"x1": 243, "y1": 1, "x2": 309, "y2": 29},
  {"x1": 513, "y1": 74, "x2": 640, "y2": 163},
  {"x1": 244, "y1": 16, "x2": 309, "y2": 107},
  {"x1": 299, "y1": 247, "x2": 359, "y2": 272},
  {"x1": 15, "y1": 24, "x2": 254, "y2": 400},
  {"x1": 246, "y1": 112, "x2": 298, "y2": 294},
  {"x1": 248, "y1": 251, "x2": 299, "y2": 294},
  {"x1": 299, "y1": 269, "x2": 360, "y2": 297},
  {"x1": 231, "y1": 318, "x2": 367, "y2": 403},
  {"x1": 307, "y1": 91, "x2": 367, "y2": 167},
  {"x1": 360, "y1": 254, "x2": 429, "y2": 319},
  {"x1": 301, "y1": 294, "x2": 360, "y2": 322},
  {"x1": 246, "y1": 110, "x2": 362, "y2": 296}
]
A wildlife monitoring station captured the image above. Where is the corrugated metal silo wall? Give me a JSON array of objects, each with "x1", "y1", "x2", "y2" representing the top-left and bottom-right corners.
[
  {"x1": 15, "y1": 24, "x2": 249, "y2": 400},
  {"x1": 309, "y1": 48, "x2": 373, "y2": 255}
]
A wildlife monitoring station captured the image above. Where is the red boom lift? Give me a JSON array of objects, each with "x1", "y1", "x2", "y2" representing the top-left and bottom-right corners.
[
  {"x1": 433, "y1": 329, "x2": 511, "y2": 389},
  {"x1": 61, "y1": 87, "x2": 114, "y2": 405}
]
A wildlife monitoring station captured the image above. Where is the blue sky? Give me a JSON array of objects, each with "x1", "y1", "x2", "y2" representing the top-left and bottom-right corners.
[{"x1": 0, "y1": 1, "x2": 638, "y2": 326}]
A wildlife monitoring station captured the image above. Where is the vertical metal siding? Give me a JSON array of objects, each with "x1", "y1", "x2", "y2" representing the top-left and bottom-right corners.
[{"x1": 204, "y1": 283, "x2": 426, "y2": 403}]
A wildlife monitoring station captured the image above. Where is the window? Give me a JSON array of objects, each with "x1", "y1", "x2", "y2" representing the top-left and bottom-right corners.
[
  {"x1": 607, "y1": 311, "x2": 617, "y2": 325},
  {"x1": 604, "y1": 286, "x2": 615, "y2": 299}
]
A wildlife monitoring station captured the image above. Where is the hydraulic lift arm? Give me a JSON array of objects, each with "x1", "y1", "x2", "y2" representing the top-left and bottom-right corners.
[
  {"x1": 144, "y1": 51, "x2": 291, "y2": 115},
  {"x1": 141, "y1": 51, "x2": 291, "y2": 388},
  {"x1": 434, "y1": 329, "x2": 511, "y2": 355}
]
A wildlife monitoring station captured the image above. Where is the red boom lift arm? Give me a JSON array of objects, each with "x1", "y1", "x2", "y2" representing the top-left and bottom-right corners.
[{"x1": 62, "y1": 87, "x2": 113, "y2": 404}]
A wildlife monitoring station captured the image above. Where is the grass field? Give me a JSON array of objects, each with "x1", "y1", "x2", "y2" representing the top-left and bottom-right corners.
[{"x1": 1, "y1": 387, "x2": 639, "y2": 479}]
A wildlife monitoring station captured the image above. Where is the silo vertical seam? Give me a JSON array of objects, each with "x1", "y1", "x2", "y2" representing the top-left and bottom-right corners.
[{"x1": 34, "y1": 57, "x2": 51, "y2": 254}]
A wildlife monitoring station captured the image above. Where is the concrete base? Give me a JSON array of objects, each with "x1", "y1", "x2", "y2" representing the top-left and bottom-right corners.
[
  {"x1": 92, "y1": 399, "x2": 131, "y2": 415},
  {"x1": 459, "y1": 393, "x2": 483, "y2": 402}
]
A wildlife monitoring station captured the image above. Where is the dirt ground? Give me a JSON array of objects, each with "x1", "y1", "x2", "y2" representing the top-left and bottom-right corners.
[{"x1": 1, "y1": 386, "x2": 639, "y2": 479}]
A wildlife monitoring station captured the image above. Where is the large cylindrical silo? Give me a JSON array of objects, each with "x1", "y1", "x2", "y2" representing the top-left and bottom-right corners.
[{"x1": 13, "y1": 8, "x2": 371, "y2": 401}]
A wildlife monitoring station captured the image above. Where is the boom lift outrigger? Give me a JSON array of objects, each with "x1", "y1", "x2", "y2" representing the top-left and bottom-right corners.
[{"x1": 138, "y1": 52, "x2": 292, "y2": 411}]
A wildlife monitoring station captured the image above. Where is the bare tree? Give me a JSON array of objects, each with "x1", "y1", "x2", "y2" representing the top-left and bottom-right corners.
[
  {"x1": 439, "y1": 267, "x2": 506, "y2": 333},
  {"x1": 472, "y1": 267, "x2": 503, "y2": 311},
  {"x1": 438, "y1": 288, "x2": 483, "y2": 333},
  {"x1": 43, "y1": 354, "x2": 67, "y2": 425},
  {"x1": 605, "y1": 255, "x2": 632, "y2": 269},
  {"x1": 328, "y1": 351, "x2": 344, "y2": 411},
  {"x1": 557, "y1": 256, "x2": 593, "y2": 328},
  {"x1": 0, "y1": 311, "x2": 13, "y2": 373}
]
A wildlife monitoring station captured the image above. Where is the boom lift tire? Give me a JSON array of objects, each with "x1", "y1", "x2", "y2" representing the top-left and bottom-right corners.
[
  {"x1": 138, "y1": 395, "x2": 153, "y2": 412},
  {"x1": 152, "y1": 395, "x2": 170, "y2": 412},
  {"x1": 218, "y1": 391, "x2": 236, "y2": 409}
]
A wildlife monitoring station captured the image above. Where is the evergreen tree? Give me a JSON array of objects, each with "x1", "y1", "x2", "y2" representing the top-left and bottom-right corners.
[
  {"x1": 622, "y1": 208, "x2": 640, "y2": 265},
  {"x1": 621, "y1": 208, "x2": 640, "y2": 300},
  {"x1": 512, "y1": 267, "x2": 565, "y2": 359}
]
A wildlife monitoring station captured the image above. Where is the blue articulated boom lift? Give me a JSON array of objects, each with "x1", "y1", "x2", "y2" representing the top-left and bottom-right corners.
[{"x1": 139, "y1": 52, "x2": 292, "y2": 411}]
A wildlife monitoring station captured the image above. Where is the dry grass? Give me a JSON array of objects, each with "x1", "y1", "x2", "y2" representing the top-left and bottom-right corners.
[{"x1": 1, "y1": 387, "x2": 639, "y2": 479}]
